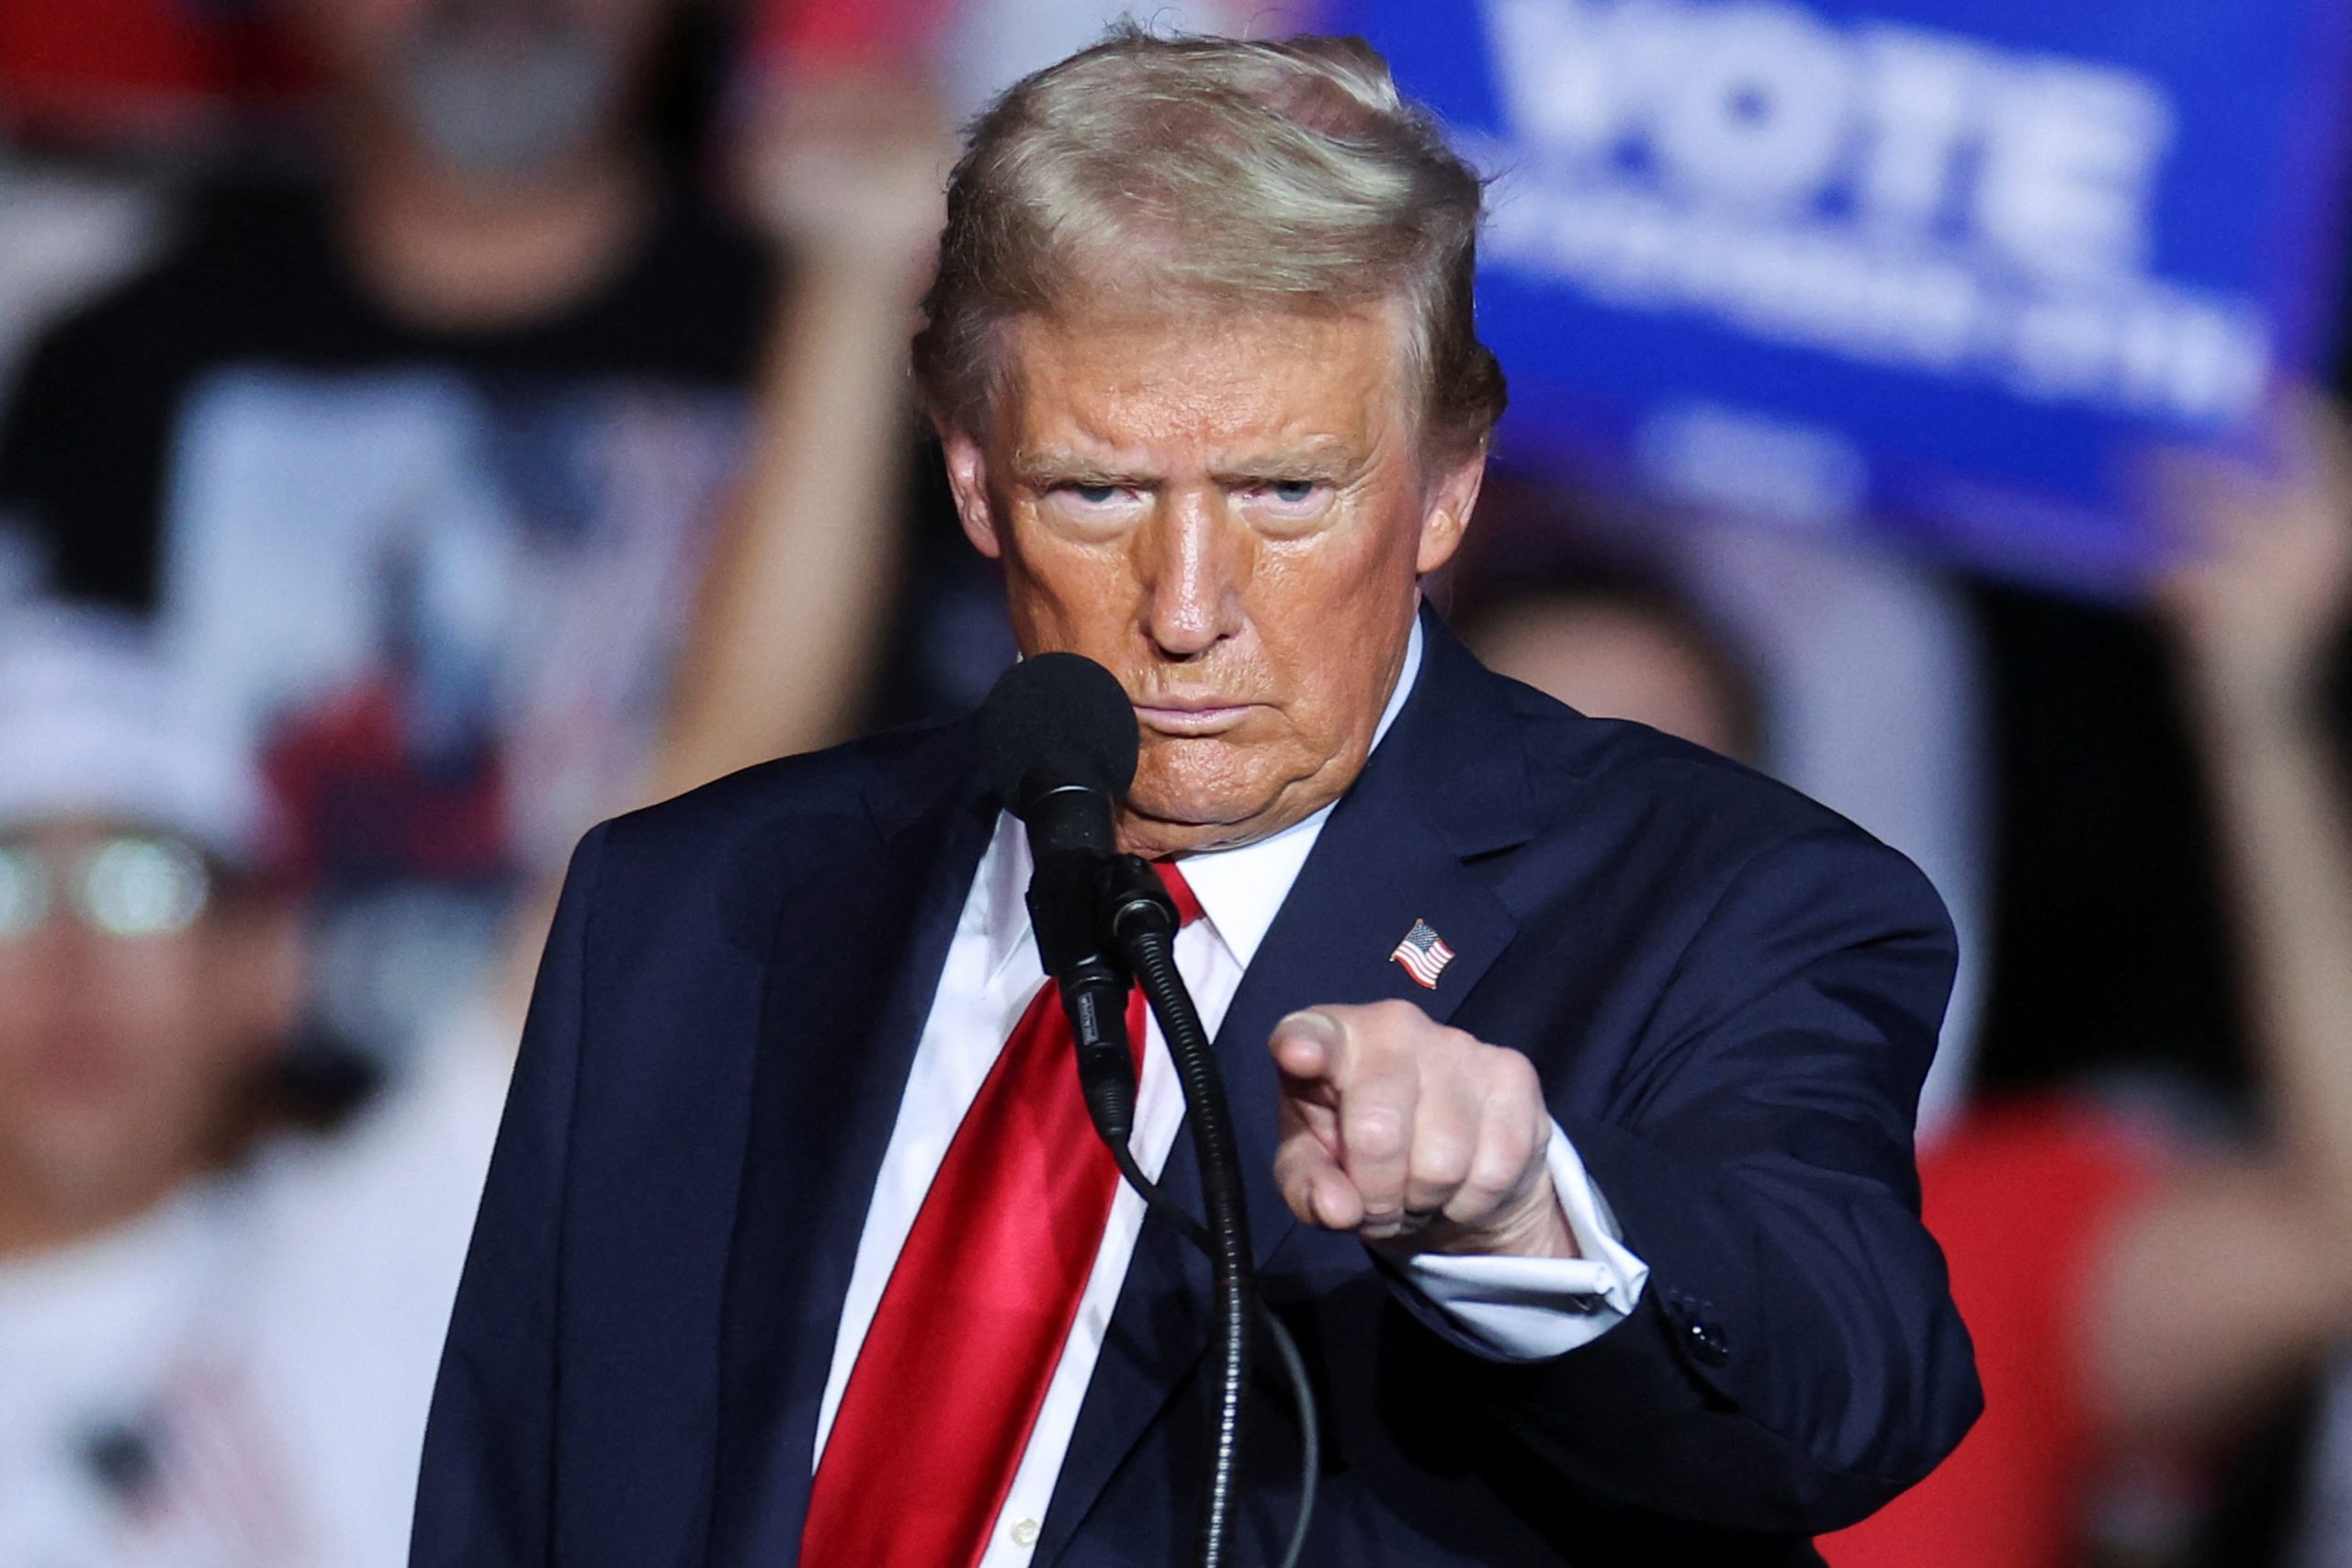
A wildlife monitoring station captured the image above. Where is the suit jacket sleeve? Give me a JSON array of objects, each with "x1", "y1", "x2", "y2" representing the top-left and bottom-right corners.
[
  {"x1": 1454, "y1": 825, "x2": 1979, "y2": 1536},
  {"x1": 410, "y1": 824, "x2": 607, "y2": 1566}
]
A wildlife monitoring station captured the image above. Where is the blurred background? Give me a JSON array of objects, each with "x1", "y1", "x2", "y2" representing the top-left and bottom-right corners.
[{"x1": 0, "y1": 2, "x2": 2346, "y2": 1564}]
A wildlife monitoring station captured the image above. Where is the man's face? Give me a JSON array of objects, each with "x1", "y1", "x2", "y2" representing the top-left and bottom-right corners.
[
  {"x1": 944, "y1": 301, "x2": 1485, "y2": 857},
  {"x1": 296, "y1": 0, "x2": 669, "y2": 175},
  {"x1": 0, "y1": 821, "x2": 295, "y2": 1235},
  {"x1": 1475, "y1": 599, "x2": 1756, "y2": 765},
  {"x1": 295, "y1": 0, "x2": 666, "y2": 79}
]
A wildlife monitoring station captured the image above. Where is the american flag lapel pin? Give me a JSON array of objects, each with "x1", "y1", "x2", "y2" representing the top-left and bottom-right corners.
[{"x1": 1389, "y1": 918, "x2": 1456, "y2": 989}]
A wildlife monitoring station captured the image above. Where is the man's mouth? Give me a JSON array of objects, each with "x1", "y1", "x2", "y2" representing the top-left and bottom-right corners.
[{"x1": 1133, "y1": 701, "x2": 1255, "y2": 737}]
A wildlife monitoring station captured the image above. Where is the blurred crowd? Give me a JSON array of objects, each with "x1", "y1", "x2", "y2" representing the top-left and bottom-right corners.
[{"x1": 0, "y1": 3, "x2": 2347, "y2": 1565}]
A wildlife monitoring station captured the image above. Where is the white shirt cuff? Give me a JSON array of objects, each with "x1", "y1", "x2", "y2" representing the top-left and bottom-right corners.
[{"x1": 1391, "y1": 1121, "x2": 1651, "y2": 1362}]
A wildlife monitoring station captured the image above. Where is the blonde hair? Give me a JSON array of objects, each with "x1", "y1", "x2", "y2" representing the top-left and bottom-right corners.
[{"x1": 913, "y1": 27, "x2": 1507, "y2": 460}]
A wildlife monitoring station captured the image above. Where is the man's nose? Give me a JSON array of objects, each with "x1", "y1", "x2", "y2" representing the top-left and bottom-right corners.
[
  {"x1": 1140, "y1": 491, "x2": 1245, "y2": 660},
  {"x1": 10, "y1": 915, "x2": 96, "y2": 1010}
]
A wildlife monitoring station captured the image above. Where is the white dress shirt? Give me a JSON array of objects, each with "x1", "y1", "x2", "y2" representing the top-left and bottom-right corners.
[{"x1": 812, "y1": 621, "x2": 1649, "y2": 1563}]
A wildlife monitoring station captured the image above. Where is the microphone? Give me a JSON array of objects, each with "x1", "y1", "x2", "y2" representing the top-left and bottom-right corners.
[
  {"x1": 978, "y1": 651, "x2": 1136, "y2": 856},
  {"x1": 979, "y1": 653, "x2": 1142, "y2": 1141}
]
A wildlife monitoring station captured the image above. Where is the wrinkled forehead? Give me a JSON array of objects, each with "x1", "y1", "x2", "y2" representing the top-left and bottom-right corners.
[{"x1": 978, "y1": 296, "x2": 1423, "y2": 467}]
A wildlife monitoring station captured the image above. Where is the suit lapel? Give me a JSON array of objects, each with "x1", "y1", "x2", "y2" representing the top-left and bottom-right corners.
[
  {"x1": 1038, "y1": 613, "x2": 1539, "y2": 1562},
  {"x1": 708, "y1": 728, "x2": 994, "y2": 1568}
]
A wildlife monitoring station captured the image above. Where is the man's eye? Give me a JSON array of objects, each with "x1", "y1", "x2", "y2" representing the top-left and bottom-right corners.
[
  {"x1": 1068, "y1": 484, "x2": 1122, "y2": 505},
  {"x1": 1244, "y1": 479, "x2": 1330, "y2": 508}
]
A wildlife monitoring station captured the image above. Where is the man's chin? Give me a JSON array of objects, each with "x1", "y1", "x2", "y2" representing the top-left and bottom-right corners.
[{"x1": 1115, "y1": 777, "x2": 1306, "y2": 856}]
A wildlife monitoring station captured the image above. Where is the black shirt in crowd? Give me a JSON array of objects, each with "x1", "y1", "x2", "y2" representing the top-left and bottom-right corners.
[{"x1": 0, "y1": 175, "x2": 776, "y2": 1060}]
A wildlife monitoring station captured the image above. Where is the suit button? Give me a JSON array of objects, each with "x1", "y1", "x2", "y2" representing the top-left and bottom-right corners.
[{"x1": 1663, "y1": 1290, "x2": 1731, "y2": 1366}]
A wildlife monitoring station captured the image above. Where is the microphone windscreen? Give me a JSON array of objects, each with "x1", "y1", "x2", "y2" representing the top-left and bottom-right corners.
[{"x1": 978, "y1": 653, "x2": 1139, "y2": 813}]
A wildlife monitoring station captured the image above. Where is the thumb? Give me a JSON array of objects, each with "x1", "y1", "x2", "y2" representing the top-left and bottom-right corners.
[{"x1": 1271, "y1": 1009, "x2": 1343, "y2": 1086}]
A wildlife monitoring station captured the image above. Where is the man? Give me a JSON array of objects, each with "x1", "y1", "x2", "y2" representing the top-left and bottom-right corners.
[
  {"x1": 414, "y1": 29, "x2": 1979, "y2": 1566},
  {"x1": 0, "y1": 606, "x2": 508, "y2": 1566}
]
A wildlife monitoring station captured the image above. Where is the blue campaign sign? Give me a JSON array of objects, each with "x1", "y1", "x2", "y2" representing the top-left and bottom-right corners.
[{"x1": 1315, "y1": 0, "x2": 2352, "y2": 592}]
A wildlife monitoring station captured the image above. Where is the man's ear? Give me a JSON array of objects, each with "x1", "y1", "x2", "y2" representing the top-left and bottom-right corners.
[
  {"x1": 1416, "y1": 442, "x2": 1487, "y2": 576},
  {"x1": 942, "y1": 428, "x2": 1003, "y2": 560}
]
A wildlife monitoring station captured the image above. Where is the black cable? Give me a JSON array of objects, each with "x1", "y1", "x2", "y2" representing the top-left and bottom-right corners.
[
  {"x1": 1107, "y1": 1140, "x2": 1211, "y2": 1251},
  {"x1": 1257, "y1": 1311, "x2": 1319, "y2": 1568},
  {"x1": 1103, "y1": 1149, "x2": 1317, "y2": 1568}
]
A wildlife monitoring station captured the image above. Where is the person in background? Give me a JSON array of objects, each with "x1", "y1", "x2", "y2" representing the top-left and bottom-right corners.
[
  {"x1": 0, "y1": 0, "x2": 776, "y2": 1068},
  {"x1": 1828, "y1": 400, "x2": 2352, "y2": 1568},
  {"x1": 0, "y1": 605, "x2": 510, "y2": 1568},
  {"x1": 1465, "y1": 404, "x2": 2352, "y2": 1568},
  {"x1": 2148, "y1": 400, "x2": 2352, "y2": 1568},
  {"x1": 645, "y1": 55, "x2": 955, "y2": 799},
  {"x1": 1463, "y1": 567, "x2": 1765, "y2": 767}
]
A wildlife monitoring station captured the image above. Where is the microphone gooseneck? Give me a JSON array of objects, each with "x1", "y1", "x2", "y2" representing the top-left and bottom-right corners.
[{"x1": 1099, "y1": 854, "x2": 1253, "y2": 1568}]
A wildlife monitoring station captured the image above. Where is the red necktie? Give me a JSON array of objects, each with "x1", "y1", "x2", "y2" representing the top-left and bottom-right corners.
[{"x1": 801, "y1": 862, "x2": 1204, "y2": 1568}]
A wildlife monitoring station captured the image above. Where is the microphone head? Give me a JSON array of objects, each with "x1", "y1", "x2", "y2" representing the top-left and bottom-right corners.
[{"x1": 978, "y1": 652, "x2": 1139, "y2": 817}]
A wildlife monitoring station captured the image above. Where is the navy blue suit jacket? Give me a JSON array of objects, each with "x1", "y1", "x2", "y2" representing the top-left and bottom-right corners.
[{"x1": 413, "y1": 613, "x2": 1980, "y2": 1566}]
